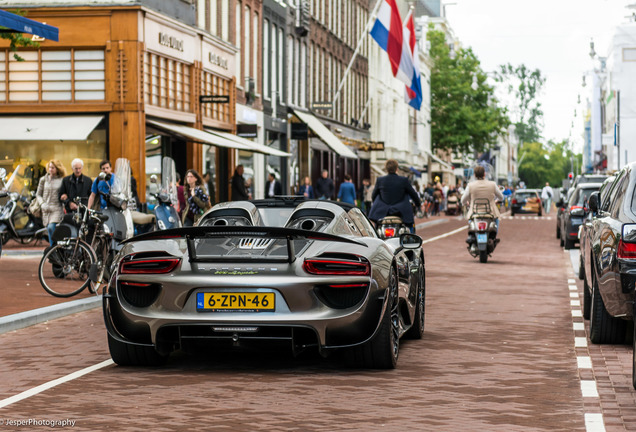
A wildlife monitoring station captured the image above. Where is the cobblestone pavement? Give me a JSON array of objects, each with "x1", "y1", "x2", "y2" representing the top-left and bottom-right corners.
[{"x1": 0, "y1": 213, "x2": 606, "y2": 431}]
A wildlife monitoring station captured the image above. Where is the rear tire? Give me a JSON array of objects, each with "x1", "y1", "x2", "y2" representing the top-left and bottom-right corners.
[
  {"x1": 556, "y1": 226, "x2": 561, "y2": 239},
  {"x1": 348, "y1": 267, "x2": 399, "y2": 369},
  {"x1": 579, "y1": 255, "x2": 585, "y2": 280},
  {"x1": 479, "y1": 251, "x2": 488, "y2": 263},
  {"x1": 405, "y1": 264, "x2": 425, "y2": 339},
  {"x1": 583, "y1": 277, "x2": 591, "y2": 320},
  {"x1": 633, "y1": 316, "x2": 636, "y2": 389},
  {"x1": 590, "y1": 272, "x2": 627, "y2": 344},
  {"x1": 107, "y1": 333, "x2": 168, "y2": 366},
  {"x1": 564, "y1": 238, "x2": 574, "y2": 250}
]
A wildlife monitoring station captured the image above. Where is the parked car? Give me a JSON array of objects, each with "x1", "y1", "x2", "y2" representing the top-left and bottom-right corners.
[
  {"x1": 559, "y1": 182, "x2": 602, "y2": 249},
  {"x1": 579, "y1": 175, "x2": 616, "y2": 319},
  {"x1": 510, "y1": 189, "x2": 542, "y2": 216},
  {"x1": 103, "y1": 197, "x2": 426, "y2": 369},
  {"x1": 578, "y1": 162, "x2": 636, "y2": 389}
]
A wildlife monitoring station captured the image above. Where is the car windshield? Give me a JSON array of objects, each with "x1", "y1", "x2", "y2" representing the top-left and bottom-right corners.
[
  {"x1": 515, "y1": 192, "x2": 536, "y2": 201},
  {"x1": 573, "y1": 187, "x2": 600, "y2": 207},
  {"x1": 577, "y1": 176, "x2": 607, "y2": 185}
]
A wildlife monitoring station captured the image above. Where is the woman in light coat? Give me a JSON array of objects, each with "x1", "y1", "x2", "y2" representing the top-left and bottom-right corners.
[{"x1": 37, "y1": 160, "x2": 66, "y2": 246}]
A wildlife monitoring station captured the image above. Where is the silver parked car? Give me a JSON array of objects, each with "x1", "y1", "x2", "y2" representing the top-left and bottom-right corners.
[{"x1": 103, "y1": 197, "x2": 426, "y2": 369}]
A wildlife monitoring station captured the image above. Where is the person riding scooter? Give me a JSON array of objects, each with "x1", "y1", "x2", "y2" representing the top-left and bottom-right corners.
[
  {"x1": 461, "y1": 165, "x2": 503, "y2": 241},
  {"x1": 368, "y1": 159, "x2": 422, "y2": 233}
]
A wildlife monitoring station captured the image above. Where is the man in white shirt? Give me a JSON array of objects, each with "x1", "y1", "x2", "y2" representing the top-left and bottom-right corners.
[
  {"x1": 266, "y1": 173, "x2": 282, "y2": 198},
  {"x1": 541, "y1": 182, "x2": 554, "y2": 215}
]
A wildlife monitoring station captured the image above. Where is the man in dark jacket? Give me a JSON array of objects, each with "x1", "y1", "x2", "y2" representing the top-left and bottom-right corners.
[
  {"x1": 315, "y1": 169, "x2": 335, "y2": 200},
  {"x1": 231, "y1": 165, "x2": 249, "y2": 201},
  {"x1": 58, "y1": 158, "x2": 92, "y2": 213},
  {"x1": 266, "y1": 173, "x2": 282, "y2": 198},
  {"x1": 368, "y1": 159, "x2": 422, "y2": 228}
]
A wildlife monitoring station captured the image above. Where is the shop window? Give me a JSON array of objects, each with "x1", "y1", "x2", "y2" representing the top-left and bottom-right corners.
[
  {"x1": 201, "y1": 70, "x2": 231, "y2": 124},
  {"x1": 0, "y1": 49, "x2": 105, "y2": 103}
]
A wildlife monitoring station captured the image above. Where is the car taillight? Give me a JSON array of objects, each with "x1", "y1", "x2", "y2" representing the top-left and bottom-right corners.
[
  {"x1": 512, "y1": 199, "x2": 517, "y2": 204},
  {"x1": 303, "y1": 257, "x2": 370, "y2": 276},
  {"x1": 618, "y1": 240, "x2": 636, "y2": 259},
  {"x1": 569, "y1": 205, "x2": 583, "y2": 213},
  {"x1": 478, "y1": 222, "x2": 487, "y2": 230},
  {"x1": 119, "y1": 257, "x2": 181, "y2": 274},
  {"x1": 384, "y1": 227, "x2": 396, "y2": 238}
]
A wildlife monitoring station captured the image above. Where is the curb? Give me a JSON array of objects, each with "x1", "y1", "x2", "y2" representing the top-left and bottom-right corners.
[{"x1": 0, "y1": 296, "x2": 102, "y2": 335}]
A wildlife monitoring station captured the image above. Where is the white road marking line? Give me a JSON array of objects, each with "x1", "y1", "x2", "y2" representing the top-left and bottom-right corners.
[
  {"x1": 568, "y1": 279, "x2": 576, "y2": 284},
  {"x1": 0, "y1": 359, "x2": 114, "y2": 409},
  {"x1": 571, "y1": 300, "x2": 581, "y2": 307},
  {"x1": 573, "y1": 322, "x2": 585, "y2": 331},
  {"x1": 581, "y1": 380, "x2": 599, "y2": 397},
  {"x1": 575, "y1": 337, "x2": 588, "y2": 347},
  {"x1": 572, "y1": 310, "x2": 583, "y2": 318},
  {"x1": 570, "y1": 292, "x2": 578, "y2": 298},
  {"x1": 569, "y1": 285, "x2": 578, "y2": 291},
  {"x1": 421, "y1": 226, "x2": 467, "y2": 245},
  {"x1": 577, "y1": 356, "x2": 592, "y2": 369},
  {"x1": 585, "y1": 413, "x2": 605, "y2": 432}
]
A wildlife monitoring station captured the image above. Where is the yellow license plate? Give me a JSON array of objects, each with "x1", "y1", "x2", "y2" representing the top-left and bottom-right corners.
[{"x1": 196, "y1": 292, "x2": 275, "y2": 311}]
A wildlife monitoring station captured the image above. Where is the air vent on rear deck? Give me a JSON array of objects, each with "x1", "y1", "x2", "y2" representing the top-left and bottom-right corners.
[{"x1": 238, "y1": 238, "x2": 274, "y2": 249}]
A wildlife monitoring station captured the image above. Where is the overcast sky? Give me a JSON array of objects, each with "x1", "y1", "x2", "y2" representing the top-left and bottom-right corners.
[{"x1": 444, "y1": 0, "x2": 634, "y2": 151}]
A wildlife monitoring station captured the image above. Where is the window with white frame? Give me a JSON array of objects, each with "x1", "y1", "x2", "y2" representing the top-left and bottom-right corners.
[
  {"x1": 244, "y1": 6, "x2": 251, "y2": 88},
  {"x1": 236, "y1": 2, "x2": 241, "y2": 84},
  {"x1": 264, "y1": 19, "x2": 270, "y2": 98},
  {"x1": 253, "y1": 12, "x2": 258, "y2": 93}
]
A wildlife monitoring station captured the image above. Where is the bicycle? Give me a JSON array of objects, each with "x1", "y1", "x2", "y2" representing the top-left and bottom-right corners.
[{"x1": 38, "y1": 201, "x2": 112, "y2": 297}]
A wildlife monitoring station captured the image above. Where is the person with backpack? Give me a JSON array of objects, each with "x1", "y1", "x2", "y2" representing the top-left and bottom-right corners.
[{"x1": 541, "y1": 182, "x2": 554, "y2": 215}]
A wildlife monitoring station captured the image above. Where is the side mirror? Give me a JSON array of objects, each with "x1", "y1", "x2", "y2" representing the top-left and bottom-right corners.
[
  {"x1": 622, "y1": 223, "x2": 636, "y2": 243},
  {"x1": 589, "y1": 192, "x2": 599, "y2": 214},
  {"x1": 400, "y1": 233, "x2": 422, "y2": 249}
]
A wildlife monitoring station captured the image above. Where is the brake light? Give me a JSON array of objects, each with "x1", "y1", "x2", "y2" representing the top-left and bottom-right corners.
[
  {"x1": 119, "y1": 257, "x2": 181, "y2": 274},
  {"x1": 512, "y1": 199, "x2": 517, "y2": 204},
  {"x1": 384, "y1": 227, "x2": 396, "y2": 238},
  {"x1": 478, "y1": 222, "x2": 487, "y2": 230},
  {"x1": 618, "y1": 240, "x2": 636, "y2": 259},
  {"x1": 569, "y1": 205, "x2": 582, "y2": 213},
  {"x1": 303, "y1": 257, "x2": 370, "y2": 276}
]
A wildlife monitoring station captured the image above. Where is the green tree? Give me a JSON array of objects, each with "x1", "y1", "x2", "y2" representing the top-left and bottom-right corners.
[
  {"x1": 427, "y1": 28, "x2": 510, "y2": 156},
  {"x1": 518, "y1": 140, "x2": 582, "y2": 188},
  {"x1": 493, "y1": 64, "x2": 545, "y2": 144},
  {"x1": 0, "y1": 10, "x2": 40, "y2": 61}
]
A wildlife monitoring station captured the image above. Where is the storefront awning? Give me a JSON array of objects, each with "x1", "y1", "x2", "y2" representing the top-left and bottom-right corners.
[
  {"x1": 0, "y1": 9, "x2": 59, "y2": 41},
  {"x1": 425, "y1": 150, "x2": 454, "y2": 172},
  {"x1": 0, "y1": 115, "x2": 103, "y2": 140},
  {"x1": 206, "y1": 129, "x2": 291, "y2": 157},
  {"x1": 371, "y1": 163, "x2": 385, "y2": 176},
  {"x1": 147, "y1": 120, "x2": 253, "y2": 151},
  {"x1": 292, "y1": 109, "x2": 358, "y2": 159}
]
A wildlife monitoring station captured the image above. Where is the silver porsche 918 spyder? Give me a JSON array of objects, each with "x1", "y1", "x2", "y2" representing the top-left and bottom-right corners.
[{"x1": 103, "y1": 197, "x2": 425, "y2": 368}]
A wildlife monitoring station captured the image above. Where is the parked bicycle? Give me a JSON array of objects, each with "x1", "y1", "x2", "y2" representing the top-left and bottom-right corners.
[{"x1": 38, "y1": 200, "x2": 113, "y2": 297}]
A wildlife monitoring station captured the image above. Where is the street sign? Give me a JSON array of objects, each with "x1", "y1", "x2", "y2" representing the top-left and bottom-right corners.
[
  {"x1": 237, "y1": 124, "x2": 257, "y2": 138},
  {"x1": 311, "y1": 101, "x2": 332, "y2": 110},
  {"x1": 200, "y1": 95, "x2": 230, "y2": 104}
]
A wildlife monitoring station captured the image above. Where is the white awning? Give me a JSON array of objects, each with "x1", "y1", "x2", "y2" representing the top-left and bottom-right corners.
[
  {"x1": 292, "y1": 109, "x2": 358, "y2": 159},
  {"x1": 206, "y1": 129, "x2": 291, "y2": 157},
  {"x1": 371, "y1": 163, "x2": 385, "y2": 176},
  {"x1": 147, "y1": 120, "x2": 252, "y2": 151},
  {"x1": 0, "y1": 115, "x2": 104, "y2": 140},
  {"x1": 425, "y1": 150, "x2": 454, "y2": 171}
]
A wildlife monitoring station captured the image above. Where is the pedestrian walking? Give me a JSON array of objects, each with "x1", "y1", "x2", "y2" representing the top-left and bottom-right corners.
[
  {"x1": 182, "y1": 169, "x2": 210, "y2": 226},
  {"x1": 337, "y1": 174, "x2": 356, "y2": 205},
  {"x1": 204, "y1": 171, "x2": 216, "y2": 206},
  {"x1": 37, "y1": 160, "x2": 66, "y2": 246},
  {"x1": 58, "y1": 158, "x2": 92, "y2": 213},
  {"x1": 360, "y1": 178, "x2": 374, "y2": 215},
  {"x1": 315, "y1": 169, "x2": 335, "y2": 200},
  {"x1": 541, "y1": 182, "x2": 554, "y2": 214},
  {"x1": 176, "y1": 172, "x2": 186, "y2": 217},
  {"x1": 297, "y1": 176, "x2": 314, "y2": 199},
  {"x1": 231, "y1": 165, "x2": 249, "y2": 201}
]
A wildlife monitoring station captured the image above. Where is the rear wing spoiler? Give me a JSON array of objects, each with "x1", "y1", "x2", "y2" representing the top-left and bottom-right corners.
[{"x1": 122, "y1": 225, "x2": 366, "y2": 263}]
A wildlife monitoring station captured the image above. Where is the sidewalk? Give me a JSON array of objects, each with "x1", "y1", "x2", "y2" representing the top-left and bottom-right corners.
[
  {"x1": 0, "y1": 239, "x2": 101, "y2": 334},
  {"x1": 0, "y1": 213, "x2": 457, "y2": 334}
]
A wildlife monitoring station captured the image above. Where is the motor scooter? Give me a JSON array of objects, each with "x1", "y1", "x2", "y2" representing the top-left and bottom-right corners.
[
  {"x1": 376, "y1": 215, "x2": 411, "y2": 239},
  {"x1": 152, "y1": 156, "x2": 181, "y2": 230},
  {"x1": 466, "y1": 198, "x2": 499, "y2": 263},
  {"x1": 0, "y1": 165, "x2": 46, "y2": 245}
]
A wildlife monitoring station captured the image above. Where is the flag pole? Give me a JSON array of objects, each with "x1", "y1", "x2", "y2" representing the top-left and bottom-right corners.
[{"x1": 332, "y1": 0, "x2": 383, "y2": 108}]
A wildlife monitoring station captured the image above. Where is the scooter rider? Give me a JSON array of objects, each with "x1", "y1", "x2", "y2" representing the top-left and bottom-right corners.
[
  {"x1": 368, "y1": 159, "x2": 422, "y2": 233},
  {"x1": 461, "y1": 164, "x2": 503, "y2": 229}
]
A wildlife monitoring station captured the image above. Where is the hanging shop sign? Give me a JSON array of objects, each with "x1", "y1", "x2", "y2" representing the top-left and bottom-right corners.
[
  {"x1": 237, "y1": 124, "x2": 258, "y2": 138},
  {"x1": 200, "y1": 95, "x2": 230, "y2": 103}
]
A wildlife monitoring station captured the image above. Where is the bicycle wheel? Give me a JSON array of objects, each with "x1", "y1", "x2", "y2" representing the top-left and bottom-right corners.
[
  {"x1": 88, "y1": 236, "x2": 110, "y2": 294},
  {"x1": 39, "y1": 240, "x2": 96, "y2": 297}
]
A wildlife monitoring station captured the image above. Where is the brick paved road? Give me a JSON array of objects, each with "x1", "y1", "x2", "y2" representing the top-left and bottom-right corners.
[{"x1": 0, "y1": 215, "x2": 621, "y2": 431}]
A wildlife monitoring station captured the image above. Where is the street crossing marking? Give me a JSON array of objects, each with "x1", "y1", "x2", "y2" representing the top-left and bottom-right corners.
[
  {"x1": 569, "y1": 285, "x2": 577, "y2": 291},
  {"x1": 584, "y1": 413, "x2": 606, "y2": 432},
  {"x1": 572, "y1": 309, "x2": 583, "y2": 318},
  {"x1": 0, "y1": 359, "x2": 114, "y2": 409},
  {"x1": 570, "y1": 292, "x2": 578, "y2": 298},
  {"x1": 581, "y1": 380, "x2": 599, "y2": 397},
  {"x1": 568, "y1": 279, "x2": 576, "y2": 284},
  {"x1": 571, "y1": 300, "x2": 581, "y2": 307},
  {"x1": 575, "y1": 337, "x2": 587, "y2": 347},
  {"x1": 573, "y1": 322, "x2": 585, "y2": 331},
  {"x1": 577, "y1": 356, "x2": 592, "y2": 369}
]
